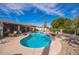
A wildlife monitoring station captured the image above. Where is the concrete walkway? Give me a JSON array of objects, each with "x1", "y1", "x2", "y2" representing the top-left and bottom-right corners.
[{"x1": 0, "y1": 35, "x2": 62, "y2": 55}]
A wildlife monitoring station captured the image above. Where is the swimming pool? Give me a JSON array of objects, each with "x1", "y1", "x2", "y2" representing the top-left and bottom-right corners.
[{"x1": 20, "y1": 32, "x2": 51, "y2": 48}]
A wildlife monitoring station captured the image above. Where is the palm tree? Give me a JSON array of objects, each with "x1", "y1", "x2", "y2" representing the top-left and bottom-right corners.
[{"x1": 73, "y1": 16, "x2": 79, "y2": 35}]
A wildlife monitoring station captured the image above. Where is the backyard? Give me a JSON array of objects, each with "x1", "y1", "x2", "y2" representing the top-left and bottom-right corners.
[{"x1": 0, "y1": 3, "x2": 79, "y2": 55}]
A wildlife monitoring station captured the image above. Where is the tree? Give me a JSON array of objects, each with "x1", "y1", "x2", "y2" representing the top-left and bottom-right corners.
[
  {"x1": 51, "y1": 18, "x2": 72, "y2": 29},
  {"x1": 73, "y1": 16, "x2": 79, "y2": 35}
]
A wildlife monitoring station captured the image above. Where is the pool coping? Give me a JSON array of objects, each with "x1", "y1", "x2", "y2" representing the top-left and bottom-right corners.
[{"x1": 0, "y1": 33, "x2": 62, "y2": 55}]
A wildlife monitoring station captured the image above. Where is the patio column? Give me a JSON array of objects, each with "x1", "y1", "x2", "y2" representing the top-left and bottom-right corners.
[
  {"x1": 0, "y1": 22, "x2": 3, "y2": 39},
  {"x1": 30, "y1": 27, "x2": 32, "y2": 31},
  {"x1": 17, "y1": 25, "x2": 20, "y2": 33},
  {"x1": 18, "y1": 25, "x2": 20, "y2": 31},
  {"x1": 25, "y1": 27, "x2": 27, "y2": 32},
  {"x1": 32, "y1": 27, "x2": 34, "y2": 31}
]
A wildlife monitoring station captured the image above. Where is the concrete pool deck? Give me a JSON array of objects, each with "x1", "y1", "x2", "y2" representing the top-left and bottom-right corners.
[{"x1": 0, "y1": 35, "x2": 62, "y2": 55}]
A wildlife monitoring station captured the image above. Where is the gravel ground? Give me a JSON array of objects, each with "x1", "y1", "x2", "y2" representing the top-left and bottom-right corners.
[{"x1": 59, "y1": 40, "x2": 79, "y2": 55}]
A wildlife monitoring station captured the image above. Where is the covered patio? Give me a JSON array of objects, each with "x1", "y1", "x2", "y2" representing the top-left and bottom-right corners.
[{"x1": 0, "y1": 20, "x2": 36, "y2": 39}]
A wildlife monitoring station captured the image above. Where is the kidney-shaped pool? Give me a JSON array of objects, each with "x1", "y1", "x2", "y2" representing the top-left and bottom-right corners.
[{"x1": 20, "y1": 32, "x2": 51, "y2": 48}]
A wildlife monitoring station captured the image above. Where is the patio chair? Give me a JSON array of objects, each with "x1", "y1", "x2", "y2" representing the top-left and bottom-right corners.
[
  {"x1": 9, "y1": 31, "x2": 18, "y2": 37},
  {"x1": 66, "y1": 36, "x2": 79, "y2": 48},
  {"x1": 0, "y1": 39, "x2": 8, "y2": 44}
]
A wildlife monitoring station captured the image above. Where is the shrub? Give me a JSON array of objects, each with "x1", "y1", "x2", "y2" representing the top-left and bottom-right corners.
[{"x1": 63, "y1": 29, "x2": 75, "y2": 34}]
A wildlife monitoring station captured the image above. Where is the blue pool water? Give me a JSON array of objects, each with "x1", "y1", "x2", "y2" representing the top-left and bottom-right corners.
[{"x1": 20, "y1": 32, "x2": 51, "y2": 48}]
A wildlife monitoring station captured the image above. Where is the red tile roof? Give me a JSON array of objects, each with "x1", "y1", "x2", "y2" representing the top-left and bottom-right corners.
[
  {"x1": 24, "y1": 24, "x2": 34, "y2": 27},
  {"x1": 0, "y1": 20, "x2": 35, "y2": 27},
  {"x1": 0, "y1": 20, "x2": 19, "y2": 24},
  {"x1": 0, "y1": 20, "x2": 8, "y2": 22}
]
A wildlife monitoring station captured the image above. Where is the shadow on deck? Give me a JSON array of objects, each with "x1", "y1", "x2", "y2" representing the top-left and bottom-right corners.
[{"x1": 41, "y1": 45, "x2": 51, "y2": 55}]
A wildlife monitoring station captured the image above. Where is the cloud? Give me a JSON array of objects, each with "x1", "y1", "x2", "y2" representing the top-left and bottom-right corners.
[
  {"x1": 5, "y1": 4, "x2": 25, "y2": 10},
  {"x1": 0, "y1": 3, "x2": 65, "y2": 17},
  {"x1": 14, "y1": 10, "x2": 25, "y2": 15},
  {"x1": 0, "y1": 4, "x2": 10, "y2": 15},
  {"x1": 71, "y1": 9, "x2": 78, "y2": 18},
  {"x1": 32, "y1": 3, "x2": 65, "y2": 17},
  {"x1": 0, "y1": 3, "x2": 33, "y2": 16},
  {"x1": 5, "y1": 3, "x2": 26, "y2": 15}
]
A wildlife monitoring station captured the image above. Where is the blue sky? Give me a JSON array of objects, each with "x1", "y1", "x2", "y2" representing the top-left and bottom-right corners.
[{"x1": 0, "y1": 3, "x2": 79, "y2": 27}]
